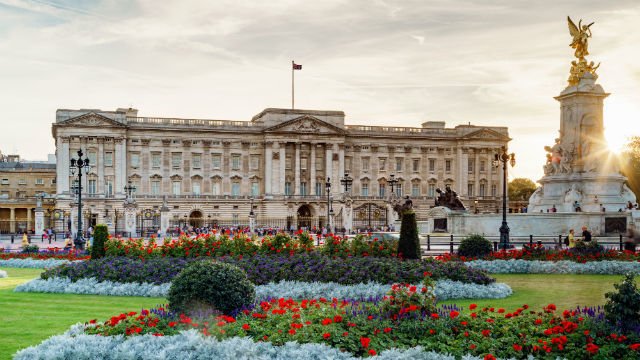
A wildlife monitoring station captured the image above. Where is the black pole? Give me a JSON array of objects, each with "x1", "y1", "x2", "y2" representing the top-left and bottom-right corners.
[
  {"x1": 498, "y1": 150, "x2": 510, "y2": 250},
  {"x1": 76, "y1": 167, "x2": 83, "y2": 252}
]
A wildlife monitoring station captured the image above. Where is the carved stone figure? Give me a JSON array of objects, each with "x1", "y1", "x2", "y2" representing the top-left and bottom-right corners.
[
  {"x1": 559, "y1": 144, "x2": 574, "y2": 173},
  {"x1": 435, "y1": 185, "x2": 466, "y2": 211},
  {"x1": 393, "y1": 195, "x2": 413, "y2": 214},
  {"x1": 544, "y1": 138, "x2": 563, "y2": 174},
  {"x1": 564, "y1": 184, "x2": 583, "y2": 205}
]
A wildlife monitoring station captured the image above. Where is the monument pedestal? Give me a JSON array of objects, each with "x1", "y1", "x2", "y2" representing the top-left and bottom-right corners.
[
  {"x1": 124, "y1": 203, "x2": 138, "y2": 238},
  {"x1": 34, "y1": 209, "x2": 45, "y2": 236}
]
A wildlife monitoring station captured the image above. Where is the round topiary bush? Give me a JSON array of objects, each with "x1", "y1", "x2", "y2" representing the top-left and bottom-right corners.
[
  {"x1": 168, "y1": 261, "x2": 255, "y2": 315},
  {"x1": 458, "y1": 234, "x2": 492, "y2": 258}
]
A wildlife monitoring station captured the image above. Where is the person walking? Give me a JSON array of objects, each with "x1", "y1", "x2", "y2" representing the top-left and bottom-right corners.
[
  {"x1": 581, "y1": 226, "x2": 592, "y2": 242},
  {"x1": 568, "y1": 229, "x2": 576, "y2": 249}
]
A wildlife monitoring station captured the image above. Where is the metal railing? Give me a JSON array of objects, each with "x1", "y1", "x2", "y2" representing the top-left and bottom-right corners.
[{"x1": 421, "y1": 234, "x2": 631, "y2": 254}]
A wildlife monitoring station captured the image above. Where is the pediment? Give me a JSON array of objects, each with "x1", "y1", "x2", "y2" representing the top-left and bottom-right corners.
[
  {"x1": 58, "y1": 112, "x2": 126, "y2": 128},
  {"x1": 462, "y1": 129, "x2": 509, "y2": 141},
  {"x1": 263, "y1": 115, "x2": 346, "y2": 135}
]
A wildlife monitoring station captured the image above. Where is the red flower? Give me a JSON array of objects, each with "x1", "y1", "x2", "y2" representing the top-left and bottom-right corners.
[
  {"x1": 449, "y1": 311, "x2": 460, "y2": 319},
  {"x1": 323, "y1": 332, "x2": 331, "y2": 339},
  {"x1": 535, "y1": 319, "x2": 543, "y2": 325},
  {"x1": 469, "y1": 344, "x2": 476, "y2": 350},
  {"x1": 629, "y1": 343, "x2": 640, "y2": 351},
  {"x1": 586, "y1": 343, "x2": 599, "y2": 354},
  {"x1": 497, "y1": 308, "x2": 505, "y2": 313},
  {"x1": 482, "y1": 329, "x2": 491, "y2": 337},
  {"x1": 242, "y1": 324, "x2": 250, "y2": 331},
  {"x1": 484, "y1": 355, "x2": 496, "y2": 360},
  {"x1": 342, "y1": 332, "x2": 349, "y2": 337},
  {"x1": 383, "y1": 327, "x2": 392, "y2": 333},
  {"x1": 333, "y1": 315, "x2": 343, "y2": 323},
  {"x1": 360, "y1": 337, "x2": 371, "y2": 348},
  {"x1": 513, "y1": 344, "x2": 522, "y2": 351},
  {"x1": 288, "y1": 329, "x2": 296, "y2": 335},
  {"x1": 431, "y1": 313, "x2": 439, "y2": 319},
  {"x1": 168, "y1": 322, "x2": 177, "y2": 328},
  {"x1": 368, "y1": 349, "x2": 377, "y2": 356},
  {"x1": 469, "y1": 304, "x2": 477, "y2": 310},
  {"x1": 321, "y1": 318, "x2": 333, "y2": 326}
]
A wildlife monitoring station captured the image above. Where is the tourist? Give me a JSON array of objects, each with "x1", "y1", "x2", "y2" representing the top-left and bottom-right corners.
[
  {"x1": 551, "y1": 205, "x2": 557, "y2": 213},
  {"x1": 63, "y1": 236, "x2": 73, "y2": 251},
  {"x1": 21, "y1": 232, "x2": 29, "y2": 247},
  {"x1": 568, "y1": 229, "x2": 576, "y2": 249},
  {"x1": 573, "y1": 201, "x2": 581, "y2": 212},
  {"x1": 581, "y1": 226, "x2": 592, "y2": 242}
]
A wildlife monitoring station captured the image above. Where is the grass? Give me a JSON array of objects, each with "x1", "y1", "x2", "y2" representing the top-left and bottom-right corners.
[
  {"x1": 0, "y1": 269, "x2": 632, "y2": 359},
  {"x1": 0, "y1": 267, "x2": 165, "y2": 360}
]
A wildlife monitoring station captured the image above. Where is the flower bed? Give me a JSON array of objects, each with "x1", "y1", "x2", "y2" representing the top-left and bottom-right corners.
[
  {"x1": 1, "y1": 249, "x2": 89, "y2": 261},
  {"x1": 104, "y1": 232, "x2": 399, "y2": 259},
  {"x1": 466, "y1": 259, "x2": 640, "y2": 274},
  {"x1": 14, "y1": 329, "x2": 482, "y2": 360},
  {"x1": 0, "y1": 258, "x2": 78, "y2": 269},
  {"x1": 0, "y1": 269, "x2": 7, "y2": 278},
  {"x1": 19, "y1": 301, "x2": 640, "y2": 359},
  {"x1": 15, "y1": 277, "x2": 512, "y2": 300},
  {"x1": 41, "y1": 255, "x2": 495, "y2": 285},
  {"x1": 439, "y1": 246, "x2": 640, "y2": 263}
]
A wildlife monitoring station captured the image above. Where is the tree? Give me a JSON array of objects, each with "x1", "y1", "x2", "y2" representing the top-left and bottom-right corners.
[
  {"x1": 508, "y1": 178, "x2": 537, "y2": 201},
  {"x1": 91, "y1": 224, "x2": 108, "y2": 259},
  {"x1": 398, "y1": 210, "x2": 420, "y2": 259},
  {"x1": 620, "y1": 137, "x2": 640, "y2": 197}
]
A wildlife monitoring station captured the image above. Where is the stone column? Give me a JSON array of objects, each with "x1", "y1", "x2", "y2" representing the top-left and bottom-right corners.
[
  {"x1": 27, "y1": 208, "x2": 32, "y2": 232},
  {"x1": 474, "y1": 149, "x2": 480, "y2": 198},
  {"x1": 9, "y1": 208, "x2": 15, "y2": 233},
  {"x1": 325, "y1": 144, "x2": 333, "y2": 183},
  {"x1": 279, "y1": 143, "x2": 286, "y2": 195},
  {"x1": 310, "y1": 144, "x2": 316, "y2": 196},
  {"x1": 57, "y1": 137, "x2": 71, "y2": 195},
  {"x1": 115, "y1": 138, "x2": 126, "y2": 196},
  {"x1": 294, "y1": 143, "x2": 301, "y2": 195},
  {"x1": 265, "y1": 142, "x2": 273, "y2": 195},
  {"x1": 97, "y1": 137, "x2": 104, "y2": 195},
  {"x1": 338, "y1": 145, "x2": 345, "y2": 180}
]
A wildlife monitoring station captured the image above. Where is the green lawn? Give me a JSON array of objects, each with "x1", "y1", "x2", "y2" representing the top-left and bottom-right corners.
[
  {"x1": 0, "y1": 268, "x2": 631, "y2": 359},
  {"x1": 0, "y1": 267, "x2": 165, "y2": 360}
]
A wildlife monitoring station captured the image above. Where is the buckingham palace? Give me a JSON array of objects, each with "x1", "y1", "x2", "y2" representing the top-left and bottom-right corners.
[{"x1": 50, "y1": 107, "x2": 509, "y2": 235}]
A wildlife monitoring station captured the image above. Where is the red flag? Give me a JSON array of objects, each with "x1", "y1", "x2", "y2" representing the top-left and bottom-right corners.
[{"x1": 292, "y1": 63, "x2": 302, "y2": 70}]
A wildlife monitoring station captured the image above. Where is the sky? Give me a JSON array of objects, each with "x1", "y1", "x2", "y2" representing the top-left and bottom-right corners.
[{"x1": 1, "y1": 0, "x2": 640, "y2": 182}]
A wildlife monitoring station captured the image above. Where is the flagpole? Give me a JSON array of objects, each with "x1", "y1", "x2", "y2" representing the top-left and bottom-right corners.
[{"x1": 291, "y1": 60, "x2": 295, "y2": 109}]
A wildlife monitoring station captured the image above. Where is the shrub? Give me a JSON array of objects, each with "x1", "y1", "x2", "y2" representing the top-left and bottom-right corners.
[
  {"x1": 167, "y1": 261, "x2": 255, "y2": 315},
  {"x1": 91, "y1": 224, "x2": 109, "y2": 259},
  {"x1": 398, "y1": 211, "x2": 420, "y2": 259},
  {"x1": 458, "y1": 234, "x2": 492, "y2": 258},
  {"x1": 41, "y1": 255, "x2": 495, "y2": 286},
  {"x1": 21, "y1": 244, "x2": 39, "y2": 254},
  {"x1": 572, "y1": 240, "x2": 605, "y2": 256},
  {"x1": 604, "y1": 273, "x2": 640, "y2": 332}
]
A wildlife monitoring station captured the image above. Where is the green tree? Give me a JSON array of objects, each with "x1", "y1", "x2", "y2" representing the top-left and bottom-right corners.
[
  {"x1": 508, "y1": 178, "x2": 537, "y2": 201},
  {"x1": 398, "y1": 210, "x2": 420, "y2": 259},
  {"x1": 91, "y1": 224, "x2": 108, "y2": 259},
  {"x1": 620, "y1": 137, "x2": 640, "y2": 197}
]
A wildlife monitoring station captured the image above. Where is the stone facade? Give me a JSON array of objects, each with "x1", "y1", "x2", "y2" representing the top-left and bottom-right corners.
[
  {"x1": 52, "y1": 107, "x2": 509, "y2": 235},
  {"x1": 0, "y1": 158, "x2": 56, "y2": 234}
]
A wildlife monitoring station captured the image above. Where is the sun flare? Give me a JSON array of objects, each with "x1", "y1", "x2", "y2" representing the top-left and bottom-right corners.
[{"x1": 604, "y1": 100, "x2": 638, "y2": 154}]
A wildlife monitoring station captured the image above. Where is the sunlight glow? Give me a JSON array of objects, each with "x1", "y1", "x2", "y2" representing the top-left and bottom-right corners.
[{"x1": 604, "y1": 100, "x2": 638, "y2": 154}]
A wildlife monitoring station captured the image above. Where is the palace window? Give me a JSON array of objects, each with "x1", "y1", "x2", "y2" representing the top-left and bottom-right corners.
[
  {"x1": 395, "y1": 183, "x2": 403, "y2": 196},
  {"x1": 105, "y1": 152, "x2": 113, "y2": 167},
  {"x1": 232, "y1": 154, "x2": 241, "y2": 170},
  {"x1": 251, "y1": 182, "x2": 259, "y2": 196},
  {"x1": 18, "y1": 179, "x2": 26, "y2": 185},
  {"x1": 468, "y1": 183, "x2": 474, "y2": 197},
  {"x1": 412, "y1": 159, "x2": 420, "y2": 172},
  {"x1": 172, "y1": 181, "x2": 181, "y2": 195},
  {"x1": 316, "y1": 155, "x2": 323, "y2": 170},
  {"x1": 345, "y1": 157, "x2": 352, "y2": 172},
  {"x1": 445, "y1": 160, "x2": 452, "y2": 172},
  {"x1": 105, "y1": 179, "x2": 113, "y2": 196},
  {"x1": 35, "y1": 178, "x2": 44, "y2": 185},
  {"x1": 171, "y1": 153, "x2": 181, "y2": 169},
  {"x1": 151, "y1": 153, "x2": 160, "y2": 168},
  {"x1": 300, "y1": 157, "x2": 307, "y2": 170},
  {"x1": 378, "y1": 183, "x2": 386, "y2": 197},
  {"x1": 130, "y1": 153, "x2": 140, "y2": 168},
  {"x1": 429, "y1": 159, "x2": 435, "y2": 172},
  {"x1": 361, "y1": 183, "x2": 369, "y2": 197},
  {"x1": 212, "y1": 154, "x2": 221, "y2": 169},
  {"x1": 192, "y1": 182, "x2": 201, "y2": 196},
  {"x1": 395, "y1": 158, "x2": 403, "y2": 171},
  {"x1": 479, "y1": 183, "x2": 486, "y2": 197},
  {"x1": 192, "y1": 154, "x2": 201, "y2": 169},
  {"x1": 468, "y1": 159, "x2": 474, "y2": 173},
  {"x1": 412, "y1": 183, "x2": 420, "y2": 197},
  {"x1": 286, "y1": 156, "x2": 292, "y2": 170},
  {"x1": 491, "y1": 184, "x2": 497, "y2": 197},
  {"x1": 428, "y1": 182, "x2": 436, "y2": 197},
  {"x1": 231, "y1": 182, "x2": 241, "y2": 196},
  {"x1": 151, "y1": 180, "x2": 160, "y2": 195},
  {"x1": 300, "y1": 182, "x2": 307, "y2": 196},
  {"x1": 480, "y1": 160, "x2": 486, "y2": 172},
  {"x1": 0, "y1": 179, "x2": 8, "y2": 185},
  {"x1": 362, "y1": 157, "x2": 369, "y2": 171},
  {"x1": 88, "y1": 151, "x2": 97, "y2": 165},
  {"x1": 285, "y1": 182, "x2": 292, "y2": 195},
  {"x1": 379, "y1": 158, "x2": 386, "y2": 171},
  {"x1": 88, "y1": 180, "x2": 97, "y2": 195},
  {"x1": 315, "y1": 182, "x2": 323, "y2": 196},
  {"x1": 212, "y1": 182, "x2": 220, "y2": 196},
  {"x1": 250, "y1": 156, "x2": 260, "y2": 170}
]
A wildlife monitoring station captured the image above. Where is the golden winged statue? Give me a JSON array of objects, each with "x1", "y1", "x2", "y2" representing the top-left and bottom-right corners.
[{"x1": 567, "y1": 16, "x2": 593, "y2": 60}]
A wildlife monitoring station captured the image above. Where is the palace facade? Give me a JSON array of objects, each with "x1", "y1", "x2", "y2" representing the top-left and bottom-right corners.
[{"x1": 52, "y1": 107, "x2": 509, "y2": 235}]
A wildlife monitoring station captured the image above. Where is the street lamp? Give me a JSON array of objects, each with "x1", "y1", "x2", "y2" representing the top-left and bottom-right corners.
[
  {"x1": 340, "y1": 173, "x2": 353, "y2": 193},
  {"x1": 387, "y1": 174, "x2": 399, "y2": 196},
  {"x1": 249, "y1": 197, "x2": 255, "y2": 216},
  {"x1": 493, "y1": 146, "x2": 516, "y2": 250},
  {"x1": 69, "y1": 149, "x2": 91, "y2": 250},
  {"x1": 325, "y1": 177, "x2": 332, "y2": 233}
]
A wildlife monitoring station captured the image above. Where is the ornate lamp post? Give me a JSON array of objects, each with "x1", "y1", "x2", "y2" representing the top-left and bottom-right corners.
[
  {"x1": 340, "y1": 173, "x2": 353, "y2": 193},
  {"x1": 325, "y1": 177, "x2": 333, "y2": 233},
  {"x1": 124, "y1": 180, "x2": 136, "y2": 201},
  {"x1": 493, "y1": 146, "x2": 516, "y2": 250},
  {"x1": 69, "y1": 150, "x2": 91, "y2": 250},
  {"x1": 248, "y1": 197, "x2": 256, "y2": 233},
  {"x1": 387, "y1": 174, "x2": 399, "y2": 196}
]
